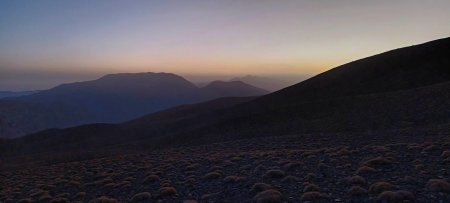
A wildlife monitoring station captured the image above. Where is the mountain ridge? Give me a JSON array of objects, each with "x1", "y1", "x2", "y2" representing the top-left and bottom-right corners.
[
  {"x1": 0, "y1": 72, "x2": 268, "y2": 138},
  {"x1": 3, "y1": 37, "x2": 450, "y2": 157}
]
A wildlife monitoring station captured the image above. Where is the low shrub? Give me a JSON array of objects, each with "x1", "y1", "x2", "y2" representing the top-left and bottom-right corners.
[
  {"x1": 369, "y1": 182, "x2": 395, "y2": 194},
  {"x1": 130, "y1": 192, "x2": 151, "y2": 203},
  {"x1": 250, "y1": 183, "x2": 273, "y2": 194},
  {"x1": 426, "y1": 179, "x2": 450, "y2": 193},
  {"x1": 263, "y1": 169, "x2": 285, "y2": 179},
  {"x1": 253, "y1": 189, "x2": 283, "y2": 203},
  {"x1": 300, "y1": 192, "x2": 329, "y2": 201},
  {"x1": 348, "y1": 186, "x2": 368, "y2": 197},
  {"x1": 303, "y1": 183, "x2": 320, "y2": 192},
  {"x1": 158, "y1": 187, "x2": 177, "y2": 197},
  {"x1": 202, "y1": 172, "x2": 222, "y2": 180},
  {"x1": 143, "y1": 175, "x2": 160, "y2": 183}
]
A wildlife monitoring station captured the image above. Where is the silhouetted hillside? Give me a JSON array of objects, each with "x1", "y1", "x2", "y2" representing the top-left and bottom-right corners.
[
  {"x1": 229, "y1": 75, "x2": 303, "y2": 92},
  {"x1": 0, "y1": 73, "x2": 268, "y2": 138},
  {"x1": 4, "y1": 97, "x2": 256, "y2": 155},
  {"x1": 3, "y1": 37, "x2": 450, "y2": 157},
  {"x1": 258, "y1": 37, "x2": 450, "y2": 104},
  {"x1": 208, "y1": 36, "x2": 450, "y2": 136}
]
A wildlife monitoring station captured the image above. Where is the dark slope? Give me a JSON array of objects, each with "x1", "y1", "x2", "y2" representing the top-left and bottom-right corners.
[
  {"x1": 4, "y1": 97, "x2": 256, "y2": 156},
  {"x1": 257, "y1": 37, "x2": 450, "y2": 104},
  {"x1": 0, "y1": 73, "x2": 268, "y2": 138},
  {"x1": 198, "y1": 37, "x2": 450, "y2": 137},
  {"x1": 3, "y1": 37, "x2": 450, "y2": 157},
  {"x1": 229, "y1": 75, "x2": 303, "y2": 92}
]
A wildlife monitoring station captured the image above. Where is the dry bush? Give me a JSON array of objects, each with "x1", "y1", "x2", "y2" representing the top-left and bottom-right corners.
[
  {"x1": 239, "y1": 164, "x2": 252, "y2": 171},
  {"x1": 158, "y1": 187, "x2": 177, "y2": 197},
  {"x1": 356, "y1": 166, "x2": 377, "y2": 175},
  {"x1": 300, "y1": 192, "x2": 329, "y2": 201},
  {"x1": 88, "y1": 196, "x2": 119, "y2": 203},
  {"x1": 363, "y1": 157, "x2": 392, "y2": 168},
  {"x1": 318, "y1": 163, "x2": 329, "y2": 171},
  {"x1": 263, "y1": 169, "x2": 285, "y2": 179},
  {"x1": 395, "y1": 190, "x2": 415, "y2": 202},
  {"x1": 38, "y1": 194, "x2": 52, "y2": 202},
  {"x1": 348, "y1": 175, "x2": 366, "y2": 185},
  {"x1": 209, "y1": 165, "x2": 223, "y2": 171},
  {"x1": 336, "y1": 148, "x2": 352, "y2": 156},
  {"x1": 18, "y1": 198, "x2": 33, "y2": 203},
  {"x1": 426, "y1": 179, "x2": 450, "y2": 193},
  {"x1": 202, "y1": 172, "x2": 222, "y2": 180},
  {"x1": 281, "y1": 175, "x2": 299, "y2": 183},
  {"x1": 161, "y1": 182, "x2": 171, "y2": 187},
  {"x1": 103, "y1": 182, "x2": 116, "y2": 189},
  {"x1": 130, "y1": 192, "x2": 151, "y2": 203},
  {"x1": 422, "y1": 145, "x2": 439, "y2": 153},
  {"x1": 283, "y1": 162, "x2": 302, "y2": 171},
  {"x1": 49, "y1": 197, "x2": 69, "y2": 203},
  {"x1": 74, "y1": 192, "x2": 86, "y2": 199},
  {"x1": 444, "y1": 157, "x2": 450, "y2": 163},
  {"x1": 441, "y1": 150, "x2": 450, "y2": 158},
  {"x1": 372, "y1": 146, "x2": 390, "y2": 153},
  {"x1": 231, "y1": 156, "x2": 243, "y2": 162},
  {"x1": 348, "y1": 186, "x2": 368, "y2": 197},
  {"x1": 186, "y1": 163, "x2": 201, "y2": 171},
  {"x1": 376, "y1": 190, "x2": 415, "y2": 202},
  {"x1": 303, "y1": 183, "x2": 320, "y2": 192},
  {"x1": 253, "y1": 189, "x2": 283, "y2": 203},
  {"x1": 200, "y1": 192, "x2": 221, "y2": 201},
  {"x1": 305, "y1": 173, "x2": 316, "y2": 181},
  {"x1": 55, "y1": 193, "x2": 70, "y2": 198},
  {"x1": 250, "y1": 183, "x2": 273, "y2": 194},
  {"x1": 223, "y1": 176, "x2": 243, "y2": 183},
  {"x1": 29, "y1": 190, "x2": 47, "y2": 198},
  {"x1": 144, "y1": 175, "x2": 160, "y2": 183},
  {"x1": 369, "y1": 182, "x2": 395, "y2": 194},
  {"x1": 375, "y1": 191, "x2": 398, "y2": 202}
]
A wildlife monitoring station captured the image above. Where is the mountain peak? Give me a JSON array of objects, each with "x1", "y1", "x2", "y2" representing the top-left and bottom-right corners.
[
  {"x1": 98, "y1": 72, "x2": 182, "y2": 81},
  {"x1": 204, "y1": 80, "x2": 248, "y2": 87},
  {"x1": 201, "y1": 80, "x2": 269, "y2": 97}
]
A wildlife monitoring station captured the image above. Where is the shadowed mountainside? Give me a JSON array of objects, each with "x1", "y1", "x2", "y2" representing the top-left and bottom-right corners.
[
  {"x1": 2, "y1": 37, "x2": 450, "y2": 157},
  {"x1": 0, "y1": 73, "x2": 268, "y2": 138},
  {"x1": 0, "y1": 90, "x2": 39, "y2": 99},
  {"x1": 229, "y1": 75, "x2": 305, "y2": 92},
  {"x1": 4, "y1": 96, "x2": 256, "y2": 156}
]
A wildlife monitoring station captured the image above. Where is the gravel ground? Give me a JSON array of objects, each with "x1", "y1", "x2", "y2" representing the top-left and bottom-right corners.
[{"x1": 1, "y1": 134, "x2": 450, "y2": 202}]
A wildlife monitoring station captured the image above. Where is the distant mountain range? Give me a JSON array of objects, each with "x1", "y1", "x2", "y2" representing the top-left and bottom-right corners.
[
  {"x1": 0, "y1": 90, "x2": 39, "y2": 99},
  {"x1": 3, "y1": 37, "x2": 449, "y2": 158},
  {"x1": 0, "y1": 73, "x2": 268, "y2": 138}
]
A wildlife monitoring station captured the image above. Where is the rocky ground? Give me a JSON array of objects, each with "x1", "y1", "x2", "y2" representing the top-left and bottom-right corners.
[{"x1": 1, "y1": 134, "x2": 450, "y2": 203}]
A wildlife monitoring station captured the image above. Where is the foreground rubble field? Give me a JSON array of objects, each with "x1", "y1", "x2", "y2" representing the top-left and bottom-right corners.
[{"x1": 1, "y1": 134, "x2": 450, "y2": 203}]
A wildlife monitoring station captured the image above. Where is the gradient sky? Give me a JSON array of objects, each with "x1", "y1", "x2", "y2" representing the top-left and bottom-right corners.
[{"x1": 1, "y1": 0, "x2": 450, "y2": 90}]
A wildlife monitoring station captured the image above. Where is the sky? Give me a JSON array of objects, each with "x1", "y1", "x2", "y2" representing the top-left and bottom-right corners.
[{"x1": 1, "y1": 0, "x2": 450, "y2": 91}]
